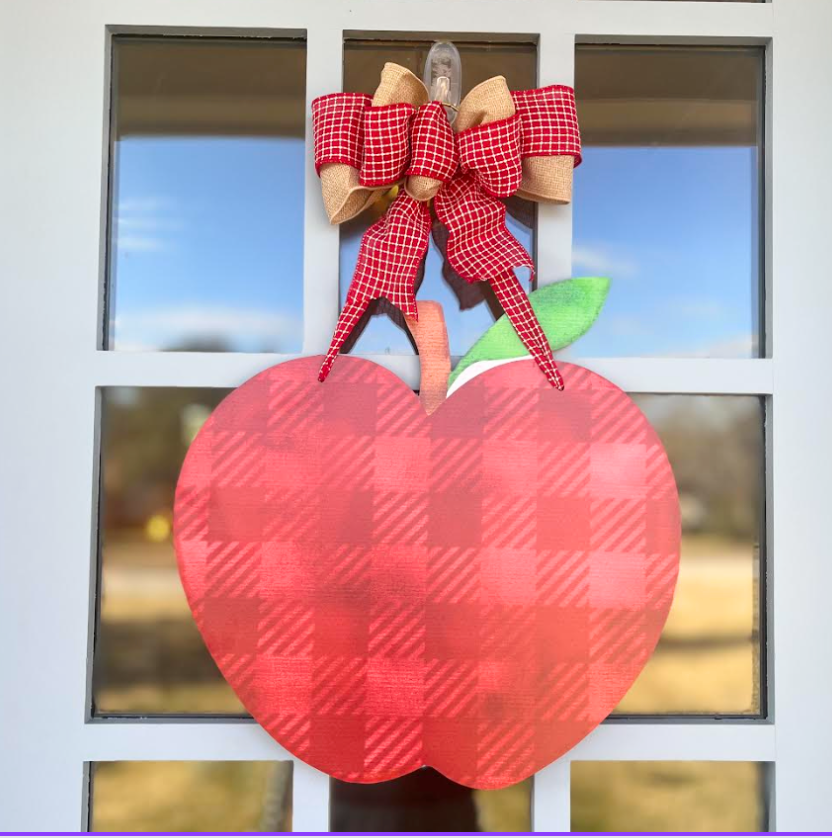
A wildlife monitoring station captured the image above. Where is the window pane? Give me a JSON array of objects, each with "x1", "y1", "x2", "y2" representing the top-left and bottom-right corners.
[
  {"x1": 340, "y1": 39, "x2": 537, "y2": 357},
  {"x1": 106, "y1": 37, "x2": 305, "y2": 352},
  {"x1": 615, "y1": 395, "x2": 763, "y2": 715},
  {"x1": 93, "y1": 387, "x2": 243, "y2": 714},
  {"x1": 330, "y1": 771, "x2": 530, "y2": 832},
  {"x1": 570, "y1": 47, "x2": 763, "y2": 358},
  {"x1": 571, "y1": 762, "x2": 768, "y2": 832},
  {"x1": 91, "y1": 762, "x2": 292, "y2": 832}
]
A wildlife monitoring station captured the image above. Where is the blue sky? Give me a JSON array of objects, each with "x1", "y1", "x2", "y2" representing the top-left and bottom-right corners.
[
  {"x1": 110, "y1": 137, "x2": 759, "y2": 359},
  {"x1": 568, "y1": 145, "x2": 759, "y2": 358},
  {"x1": 110, "y1": 137, "x2": 305, "y2": 353}
]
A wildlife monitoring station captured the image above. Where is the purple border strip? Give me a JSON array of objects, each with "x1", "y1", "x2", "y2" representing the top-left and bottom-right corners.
[{"x1": 1, "y1": 832, "x2": 828, "y2": 836}]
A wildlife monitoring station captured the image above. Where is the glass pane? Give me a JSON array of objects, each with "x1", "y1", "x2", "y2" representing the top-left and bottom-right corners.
[
  {"x1": 615, "y1": 395, "x2": 763, "y2": 715},
  {"x1": 572, "y1": 762, "x2": 768, "y2": 832},
  {"x1": 330, "y1": 770, "x2": 530, "y2": 832},
  {"x1": 106, "y1": 37, "x2": 305, "y2": 353},
  {"x1": 91, "y1": 761, "x2": 292, "y2": 832},
  {"x1": 340, "y1": 39, "x2": 537, "y2": 358},
  {"x1": 570, "y1": 47, "x2": 762, "y2": 358},
  {"x1": 93, "y1": 387, "x2": 244, "y2": 714}
]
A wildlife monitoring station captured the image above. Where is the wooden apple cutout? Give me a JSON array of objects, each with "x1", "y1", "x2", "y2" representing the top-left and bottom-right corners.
[{"x1": 174, "y1": 281, "x2": 680, "y2": 789}]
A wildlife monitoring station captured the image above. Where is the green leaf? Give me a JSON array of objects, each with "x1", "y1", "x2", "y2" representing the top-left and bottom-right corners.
[{"x1": 448, "y1": 277, "x2": 610, "y2": 388}]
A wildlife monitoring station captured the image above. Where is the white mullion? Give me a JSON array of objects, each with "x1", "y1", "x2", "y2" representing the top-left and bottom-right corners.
[
  {"x1": 90, "y1": 0, "x2": 771, "y2": 42},
  {"x1": 536, "y1": 25, "x2": 576, "y2": 288},
  {"x1": 342, "y1": 0, "x2": 771, "y2": 41},
  {"x1": 572, "y1": 722, "x2": 775, "y2": 763},
  {"x1": 293, "y1": 762, "x2": 332, "y2": 832},
  {"x1": 81, "y1": 720, "x2": 775, "y2": 763},
  {"x1": 532, "y1": 23, "x2": 576, "y2": 833},
  {"x1": 571, "y1": 0, "x2": 772, "y2": 43},
  {"x1": 302, "y1": 23, "x2": 343, "y2": 356},
  {"x1": 532, "y1": 759, "x2": 572, "y2": 832},
  {"x1": 88, "y1": 352, "x2": 775, "y2": 395}
]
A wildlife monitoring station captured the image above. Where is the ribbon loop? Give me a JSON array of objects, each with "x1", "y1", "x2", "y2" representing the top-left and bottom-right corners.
[
  {"x1": 312, "y1": 92, "x2": 371, "y2": 174},
  {"x1": 359, "y1": 103, "x2": 415, "y2": 188},
  {"x1": 511, "y1": 85, "x2": 582, "y2": 165},
  {"x1": 407, "y1": 101, "x2": 458, "y2": 183},
  {"x1": 456, "y1": 114, "x2": 523, "y2": 198}
]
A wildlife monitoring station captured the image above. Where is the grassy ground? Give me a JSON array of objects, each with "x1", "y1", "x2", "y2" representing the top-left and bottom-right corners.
[
  {"x1": 92, "y1": 762, "x2": 292, "y2": 832},
  {"x1": 571, "y1": 762, "x2": 764, "y2": 832}
]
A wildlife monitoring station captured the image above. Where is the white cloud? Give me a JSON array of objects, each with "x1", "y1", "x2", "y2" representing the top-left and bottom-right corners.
[
  {"x1": 123, "y1": 307, "x2": 300, "y2": 336},
  {"x1": 114, "y1": 305, "x2": 303, "y2": 350},
  {"x1": 114, "y1": 194, "x2": 180, "y2": 255},
  {"x1": 606, "y1": 315, "x2": 650, "y2": 338},
  {"x1": 679, "y1": 333, "x2": 757, "y2": 358},
  {"x1": 572, "y1": 244, "x2": 638, "y2": 279},
  {"x1": 115, "y1": 235, "x2": 167, "y2": 253},
  {"x1": 663, "y1": 297, "x2": 728, "y2": 320},
  {"x1": 118, "y1": 196, "x2": 173, "y2": 215}
]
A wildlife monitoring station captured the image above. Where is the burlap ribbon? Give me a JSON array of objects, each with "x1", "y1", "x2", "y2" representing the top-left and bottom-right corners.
[{"x1": 312, "y1": 63, "x2": 582, "y2": 388}]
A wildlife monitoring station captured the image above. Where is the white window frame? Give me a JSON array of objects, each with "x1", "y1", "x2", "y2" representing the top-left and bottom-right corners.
[{"x1": 2, "y1": 0, "x2": 831, "y2": 831}]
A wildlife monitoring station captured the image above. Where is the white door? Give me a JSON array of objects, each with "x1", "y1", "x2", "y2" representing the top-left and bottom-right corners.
[{"x1": 2, "y1": 0, "x2": 831, "y2": 831}]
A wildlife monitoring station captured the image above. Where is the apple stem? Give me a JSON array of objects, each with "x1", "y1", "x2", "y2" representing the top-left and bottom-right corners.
[{"x1": 404, "y1": 301, "x2": 451, "y2": 415}]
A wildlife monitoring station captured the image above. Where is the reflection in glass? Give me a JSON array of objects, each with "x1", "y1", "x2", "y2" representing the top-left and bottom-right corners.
[
  {"x1": 570, "y1": 47, "x2": 763, "y2": 358},
  {"x1": 95, "y1": 390, "x2": 762, "y2": 718},
  {"x1": 91, "y1": 762, "x2": 292, "y2": 832},
  {"x1": 93, "y1": 387, "x2": 243, "y2": 714},
  {"x1": 571, "y1": 762, "x2": 767, "y2": 832},
  {"x1": 107, "y1": 37, "x2": 306, "y2": 353},
  {"x1": 330, "y1": 770, "x2": 530, "y2": 832},
  {"x1": 340, "y1": 40, "x2": 537, "y2": 357},
  {"x1": 617, "y1": 396, "x2": 763, "y2": 714}
]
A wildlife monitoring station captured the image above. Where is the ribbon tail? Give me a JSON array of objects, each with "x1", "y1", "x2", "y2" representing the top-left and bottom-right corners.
[
  {"x1": 436, "y1": 174, "x2": 564, "y2": 389},
  {"x1": 489, "y1": 271, "x2": 565, "y2": 390},
  {"x1": 319, "y1": 192, "x2": 432, "y2": 382},
  {"x1": 318, "y1": 294, "x2": 371, "y2": 382}
]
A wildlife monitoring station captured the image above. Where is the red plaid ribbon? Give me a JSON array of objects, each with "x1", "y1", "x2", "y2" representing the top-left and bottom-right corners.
[
  {"x1": 312, "y1": 93, "x2": 371, "y2": 173},
  {"x1": 360, "y1": 103, "x2": 416, "y2": 187},
  {"x1": 408, "y1": 101, "x2": 457, "y2": 183},
  {"x1": 511, "y1": 85, "x2": 582, "y2": 164},
  {"x1": 312, "y1": 86, "x2": 581, "y2": 388}
]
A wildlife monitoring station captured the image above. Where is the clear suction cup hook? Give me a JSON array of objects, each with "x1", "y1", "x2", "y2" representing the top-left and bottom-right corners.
[{"x1": 423, "y1": 41, "x2": 462, "y2": 124}]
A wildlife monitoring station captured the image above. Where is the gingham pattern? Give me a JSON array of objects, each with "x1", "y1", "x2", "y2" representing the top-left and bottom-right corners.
[
  {"x1": 433, "y1": 172, "x2": 534, "y2": 282},
  {"x1": 490, "y1": 272, "x2": 564, "y2": 390},
  {"x1": 174, "y1": 356, "x2": 681, "y2": 788},
  {"x1": 456, "y1": 114, "x2": 523, "y2": 198},
  {"x1": 511, "y1": 85, "x2": 582, "y2": 165},
  {"x1": 313, "y1": 85, "x2": 582, "y2": 388},
  {"x1": 359, "y1": 103, "x2": 416, "y2": 188},
  {"x1": 433, "y1": 173, "x2": 563, "y2": 389},
  {"x1": 318, "y1": 193, "x2": 431, "y2": 382},
  {"x1": 407, "y1": 101, "x2": 458, "y2": 182},
  {"x1": 312, "y1": 92, "x2": 371, "y2": 174}
]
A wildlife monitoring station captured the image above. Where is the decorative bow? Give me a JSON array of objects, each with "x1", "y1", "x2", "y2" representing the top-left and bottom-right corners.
[{"x1": 312, "y1": 63, "x2": 582, "y2": 388}]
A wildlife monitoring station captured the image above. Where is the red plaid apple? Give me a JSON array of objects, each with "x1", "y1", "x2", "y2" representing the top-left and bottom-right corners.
[{"x1": 174, "y1": 280, "x2": 680, "y2": 788}]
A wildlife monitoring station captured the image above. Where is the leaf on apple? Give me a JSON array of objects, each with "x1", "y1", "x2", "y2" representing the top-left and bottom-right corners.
[{"x1": 448, "y1": 276, "x2": 611, "y2": 388}]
